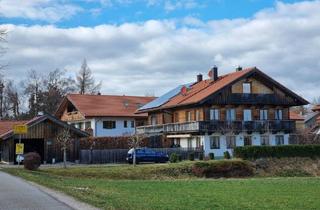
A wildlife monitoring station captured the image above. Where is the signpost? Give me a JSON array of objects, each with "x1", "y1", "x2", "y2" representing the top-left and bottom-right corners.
[{"x1": 13, "y1": 125, "x2": 28, "y2": 166}]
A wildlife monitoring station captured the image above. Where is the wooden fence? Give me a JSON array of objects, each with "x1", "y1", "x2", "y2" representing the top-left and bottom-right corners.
[{"x1": 79, "y1": 148, "x2": 203, "y2": 164}]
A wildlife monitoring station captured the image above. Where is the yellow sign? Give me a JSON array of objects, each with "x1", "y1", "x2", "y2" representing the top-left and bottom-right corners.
[
  {"x1": 13, "y1": 125, "x2": 28, "y2": 134},
  {"x1": 16, "y1": 143, "x2": 24, "y2": 155}
]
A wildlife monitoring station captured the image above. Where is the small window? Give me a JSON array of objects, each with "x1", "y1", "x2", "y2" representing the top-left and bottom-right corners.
[
  {"x1": 210, "y1": 109, "x2": 220, "y2": 120},
  {"x1": 226, "y1": 109, "x2": 236, "y2": 121},
  {"x1": 226, "y1": 136, "x2": 236, "y2": 149},
  {"x1": 244, "y1": 136, "x2": 252, "y2": 146},
  {"x1": 131, "y1": 120, "x2": 135, "y2": 128},
  {"x1": 210, "y1": 136, "x2": 220, "y2": 149},
  {"x1": 124, "y1": 120, "x2": 128, "y2": 128},
  {"x1": 260, "y1": 109, "x2": 268, "y2": 120},
  {"x1": 275, "y1": 109, "x2": 283, "y2": 120},
  {"x1": 186, "y1": 111, "x2": 192, "y2": 122},
  {"x1": 195, "y1": 110, "x2": 201, "y2": 121},
  {"x1": 243, "y1": 82, "x2": 251, "y2": 94},
  {"x1": 243, "y1": 109, "x2": 252, "y2": 121},
  {"x1": 261, "y1": 135, "x2": 269, "y2": 146},
  {"x1": 103, "y1": 121, "x2": 116, "y2": 129},
  {"x1": 275, "y1": 135, "x2": 284, "y2": 145}
]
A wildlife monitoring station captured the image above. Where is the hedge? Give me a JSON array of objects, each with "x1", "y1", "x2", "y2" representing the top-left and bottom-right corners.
[
  {"x1": 191, "y1": 160, "x2": 254, "y2": 178},
  {"x1": 234, "y1": 145, "x2": 320, "y2": 159}
]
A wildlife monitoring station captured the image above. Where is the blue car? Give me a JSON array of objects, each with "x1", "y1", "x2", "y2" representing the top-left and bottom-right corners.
[{"x1": 126, "y1": 148, "x2": 169, "y2": 164}]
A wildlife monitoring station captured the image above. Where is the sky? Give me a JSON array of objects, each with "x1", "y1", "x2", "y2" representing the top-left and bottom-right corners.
[{"x1": 0, "y1": 0, "x2": 319, "y2": 102}]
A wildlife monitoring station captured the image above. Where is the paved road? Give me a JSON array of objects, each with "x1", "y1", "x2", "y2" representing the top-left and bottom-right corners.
[{"x1": 0, "y1": 171, "x2": 73, "y2": 210}]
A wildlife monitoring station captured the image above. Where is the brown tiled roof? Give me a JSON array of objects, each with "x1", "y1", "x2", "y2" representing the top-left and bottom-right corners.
[
  {"x1": 289, "y1": 111, "x2": 304, "y2": 121},
  {"x1": 66, "y1": 94, "x2": 156, "y2": 118},
  {"x1": 0, "y1": 120, "x2": 29, "y2": 136},
  {"x1": 138, "y1": 67, "x2": 309, "y2": 113},
  {"x1": 162, "y1": 68, "x2": 254, "y2": 108},
  {"x1": 312, "y1": 105, "x2": 320, "y2": 111}
]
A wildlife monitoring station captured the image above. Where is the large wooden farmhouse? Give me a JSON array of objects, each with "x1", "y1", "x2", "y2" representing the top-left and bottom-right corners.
[
  {"x1": 136, "y1": 67, "x2": 309, "y2": 157},
  {"x1": 55, "y1": 94, "x2": 155, "y2": 137}
]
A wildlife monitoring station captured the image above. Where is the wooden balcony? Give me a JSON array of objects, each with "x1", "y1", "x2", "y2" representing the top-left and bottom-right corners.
[{"x1": 136, "y1": 120, "x2": 296, "y2": 135}]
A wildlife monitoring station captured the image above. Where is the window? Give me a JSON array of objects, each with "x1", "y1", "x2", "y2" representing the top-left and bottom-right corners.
[
  {"x1": 196, "y1": 137, "x2": 201, "y2": 148},
  {"x1": 210, "y1": 136, "x2": 220, "y2": 149},
  {"x1": 261, "y1": 135, "x2": 269, "y2": 146},
  {"x1": 131, "y1": 120, "x2": 135, "y2": 128},
  {"x1": 210, "y1": 109, "x2": 220, "y2": 120},
  {"x1": 187, "y1": 138, "x2": 193, "y2": 149},
  {"x1": 151, "y1": 115, "x2": 157, "y2": 125},
  {"x1": 85, "y1": 121, "x2": 91, "y2": 129},
  {"x1": 226, "y1": 109, "x2": 236, "y2": 121},
  {"x1": 186, "y1": 111, "x2": 192, "y2": 121},
  {"x1": 243, "y1": 109, "x2": 252, "y2": 121},
  {"x1": 260, "y1": 109, "x2": 268, "y2": 120},
  {"x1": 103, "y1": 121, "x2": 116, "y2": 129},
  {"x1": 243, "y1": 82, "x2": 251, "y2": 94},
  {"x1": 226, "y1": 136, "x2": 236, "y2": 149},
  {"x1": 275, "y1": 135, "x2": 284, "y2": 145},
  {"x1": 244, "y1": 136, "x2": 252, "y2": 146},
  {"x1": 275, "y1": 109, "x2": 283, "y2": 120},
  {"x1": 195, "y1": 110, "x2": 201, "y2": 121},
  {"x1": 124, "y1": 120, "x2": 128, "y2": 128}
]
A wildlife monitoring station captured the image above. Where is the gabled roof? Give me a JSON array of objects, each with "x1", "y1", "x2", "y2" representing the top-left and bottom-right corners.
[
  {"x1": 312, "y1": 105, "x2": 320, "y2": 111},
  {"x1": 138, "y1": 67, "x2": 309, "y2": 112},
  {"x1": 0, "y1": 114, "x2": 89, "y2": 140},
  {"x1": 56, "y1": 94, "x2": 156, "y2": 119}
]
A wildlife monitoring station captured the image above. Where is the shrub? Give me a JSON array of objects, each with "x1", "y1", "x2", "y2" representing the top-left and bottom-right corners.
[
  {"x1": 188, "y1": 153, "x2": 195, "y2": 161},
  {"x1": 177, "y1": 154, "x2": 182, "y2": 162},
  {"x1": 24, "y1": 152, "x2": 41, "y2": 170},
  {"x1": 209, "y1": 153, "x2": 215, "y2": 160},
  {"x1": 234, "y1": 145, "x2": 320, "y2": 160},
  {"x1": 170, "y1": 153, "x2": 178, "y2": 163},
  {"x1": 224, "y1": 151, "x2": 231, "y2": 159},
  {"x1": 275, "y1": 169, "x2": 312, "y2": 177},
  {"x1": 199, "y1": 153, "x2": 204, "y2": 161},
  {"x1": 191, "y1": 160, "x2": 254, "y2": 178}
]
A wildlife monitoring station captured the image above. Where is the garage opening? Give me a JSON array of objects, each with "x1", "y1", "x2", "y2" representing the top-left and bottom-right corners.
[{"x1": 14, "y1": 138, "x2": 44, "y2": 164}]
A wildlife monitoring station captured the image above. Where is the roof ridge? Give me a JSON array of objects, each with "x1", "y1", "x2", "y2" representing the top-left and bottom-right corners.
[{"x1": 67, "y1": 93, "x2": 155, "y2": 98}]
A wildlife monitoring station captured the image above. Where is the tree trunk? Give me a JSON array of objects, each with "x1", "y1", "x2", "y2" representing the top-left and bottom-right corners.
[
  {"x1": 63, "y1": 148, "x2": 67, "y2": 168},
  {"x1": 133, "y1": 148, "x2": 136, "y2": 167}
]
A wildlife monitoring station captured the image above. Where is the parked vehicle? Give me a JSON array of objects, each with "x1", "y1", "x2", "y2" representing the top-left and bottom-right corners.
[{"x1": 126, "y1": 148, "x2": 169, "y2": 164}]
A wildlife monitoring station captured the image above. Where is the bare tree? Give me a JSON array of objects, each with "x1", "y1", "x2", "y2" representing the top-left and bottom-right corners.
[
  {"x1": 128, "y1": 134, "x2": 145, "y2": 167},
  {"x1": 24, "y1": 70, "x2": 44, "y2": 117},
  {"x1": 5, "y1": 80, "x2": 20, "y2": 118},
  {"x1": 0, "y1": 28, "x2": 7, "y2": 71},
  {"x1": 76, "y1": 59, "x2": 101, "y2": 95},
  {"x1": 57, "y1": 128, "x2": 72, "y2": 169}
]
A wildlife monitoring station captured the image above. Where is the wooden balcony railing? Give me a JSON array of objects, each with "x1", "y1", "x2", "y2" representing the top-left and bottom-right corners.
[{"x1": 136, "y1": 120, "x2": 296, "y2": 135}]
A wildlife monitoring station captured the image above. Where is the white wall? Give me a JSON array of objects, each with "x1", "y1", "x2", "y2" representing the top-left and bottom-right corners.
[{"x1": 95, "y1": 117, "x2": 136, "y2": 137}]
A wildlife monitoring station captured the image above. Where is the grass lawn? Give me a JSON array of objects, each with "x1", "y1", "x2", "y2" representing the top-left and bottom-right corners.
[{"x1": 2, "y1": 163, "x2": 320, "y2": 210}]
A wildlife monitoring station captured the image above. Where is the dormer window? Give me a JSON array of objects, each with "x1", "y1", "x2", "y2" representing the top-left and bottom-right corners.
[{"x1": 243, "y1": 82, "x2": 251, "y2": 94}]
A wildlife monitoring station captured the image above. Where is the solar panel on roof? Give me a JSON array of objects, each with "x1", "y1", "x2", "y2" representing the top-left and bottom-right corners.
[{"x1": 139, "y1": 83, "x2": 194, "y2": 110}]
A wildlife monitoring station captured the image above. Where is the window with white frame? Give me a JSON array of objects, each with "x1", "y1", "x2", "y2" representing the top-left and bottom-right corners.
[
  {"x1": 131, "y1": 120, "x2": 135, "y2": 128},
  {"x1": 195, "y1": 110, "x2": 201, "y2": 121},
  {"x1": 243, "y1": 109, "x2": 252, "y2": 121},
  {"x1": 275, "y1": 135, "x2": 284, "y2": 145},
  {"x1": 260, "y1": 109, "x2": 268, "y2": 120},
  {"x1": 124, "y1": 120, "x2": 128, "y2": 128},
  {"x1": 261, "y1": 135, "x2": 270, "y2": 146},
  {"x1": 187, "y1": 138, "x2": 193, "y2": 149},
  {"x1": 226, "y1": 109, "x2": 236, "y2": 121},
  {"x1": 275, "y1": 109, "x2": 283, "y2": 120},
  {"x1": 226, "y1": 136, "x2": 236, "y2": 149},
  {"x1": 186, "y1": 111, "x2": 192, "y2": 122},
  {"x1": 103, "y1": 121, "x2": 116, "y2": 129},
  {"x1": 210, "y1": 109, "x2": 220, "y2": 120},
  {"x1": 196, "y1": 137, "x2": 201, "y2": 148},
  {"x1": 243, "y1": 82, "x2": 251, "y2": 94},
  {"x1": 210, "y1": 136, "x2": 220, "y2": 149}
]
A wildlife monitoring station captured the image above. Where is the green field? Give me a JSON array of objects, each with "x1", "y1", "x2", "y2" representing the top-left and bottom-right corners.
[{"x1": 3, "y1": 163, "x2": 320, "y2": 210}]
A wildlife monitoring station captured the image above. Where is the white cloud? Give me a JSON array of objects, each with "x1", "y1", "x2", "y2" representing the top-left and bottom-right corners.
[
  {"x1": 164, "y1": 0, "x2": 202, "y2": 12},
  {"x1": 0, "y1": 0, "x2": 82, "y2": 22},
  {"x1": 1, "y1": 0, "x2": 320, "y2": 101}
]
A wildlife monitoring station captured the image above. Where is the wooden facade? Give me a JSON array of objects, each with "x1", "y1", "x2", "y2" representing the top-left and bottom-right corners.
[{"x1": 0, "y1": 115, "x2": 88, "y2": 164}]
